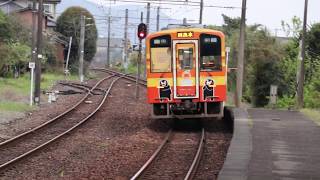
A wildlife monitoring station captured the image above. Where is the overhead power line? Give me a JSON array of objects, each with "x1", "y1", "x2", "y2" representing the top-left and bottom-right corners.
[{"x1": 101, "y1": 0, "x2": 241, "y2": 9}]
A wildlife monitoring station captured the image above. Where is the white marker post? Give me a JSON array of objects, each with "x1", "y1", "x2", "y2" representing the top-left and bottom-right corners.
[{"x1": 29, "y1": 62, "x2": 35, "y2": 106}]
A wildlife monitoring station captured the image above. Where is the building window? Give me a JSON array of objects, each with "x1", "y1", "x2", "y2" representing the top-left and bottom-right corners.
[{"x1": 44, "y1": 4, "x2": 51, "y2": 14}]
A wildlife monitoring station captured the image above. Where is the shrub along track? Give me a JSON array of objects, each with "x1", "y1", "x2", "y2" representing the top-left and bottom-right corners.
[{"x1": 0, "y1": 73, "x2": 119, "y2": 171}]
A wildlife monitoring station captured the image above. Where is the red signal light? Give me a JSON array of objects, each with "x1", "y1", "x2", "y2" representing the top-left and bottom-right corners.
[
  {"x1": 137, "y1": 23, "x2": 147, "y2": 40},
  {"x1": 139, "y1": 32, "x2": 145, "y2": 38}
]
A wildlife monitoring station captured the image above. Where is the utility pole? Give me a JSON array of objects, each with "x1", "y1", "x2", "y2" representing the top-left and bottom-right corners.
[
  {"x1": 235, "y1": 0, "x2": 247, "y2": 108},
  {"x1": 123, "y1": 9, "x2": 129, "y2": 70},
  {"x1": 199, "y1": 0, "x2": 204, "y2": 24},
  {"x1": 297, "y1": 0, "x2": 309, "y2": 108},
  {"x1": 79, "y1": 14, "x2": 85, "y2": 83},
  {"x1": 146, "y1": 3, "x2": 150, "y2": 34},
  {"x1": 106, "y1": 15, "x2": 111, "y2": 68},
  {"x1": 144, "y1": 3, "x2": 150, "y2": 78},
  {"x1": 156, "y1": 6, "x2": 160, "y2": 31},
  {"x1": 136, "y1": 12, "x2": 143, "y2": 99},
  {"x1": 31, "y1": 0, "x2": 37, "y2": 64},
  {"x1": 65, "y1": 36, "x2": 73, "y2": 74},
  {"x1": 34, "y1": 0, "x2": 44, "y2": 105},
  {"x1": 30, "y1": 0, "x2": 37, "y2": 105}
]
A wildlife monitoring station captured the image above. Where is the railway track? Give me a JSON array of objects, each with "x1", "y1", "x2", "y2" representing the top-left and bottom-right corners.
[
  {"x1": 131, "y1": 128, "x2": 206, "y2": 180},
  {"x1": 91, "y1": 68, "x2": 147, "y2": 86},
  {"x1": 0, "y1": 73, "x2": 122, "y2": 170}
]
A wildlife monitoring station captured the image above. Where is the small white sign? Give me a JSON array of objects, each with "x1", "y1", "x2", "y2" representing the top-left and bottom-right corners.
[{"x1": 29, "y1": 62, "x2": 35, "y2": 69}]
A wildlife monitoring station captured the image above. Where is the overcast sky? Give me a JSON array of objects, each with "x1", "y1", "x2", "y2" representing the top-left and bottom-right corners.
[{"x1": 89, "y1": 0, "x2": 320, "y2": 36}]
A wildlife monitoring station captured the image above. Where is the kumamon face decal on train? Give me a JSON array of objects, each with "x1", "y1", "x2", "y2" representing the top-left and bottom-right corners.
[
  {"x1": 159, "y1": 79, "x2": 172, "y2": 100},
  {"x1": 203, "y1": 79, "x2": 215, "y2": 101}
]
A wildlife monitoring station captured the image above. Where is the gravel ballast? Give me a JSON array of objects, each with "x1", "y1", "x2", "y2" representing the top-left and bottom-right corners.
[{"x1": 0, "y1": 75, "x2": 232, "y2": 179}]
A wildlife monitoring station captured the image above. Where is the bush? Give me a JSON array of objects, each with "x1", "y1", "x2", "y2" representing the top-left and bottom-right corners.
[{"x1": 276, "y1": 95, "x2": 295, "y2": 108}]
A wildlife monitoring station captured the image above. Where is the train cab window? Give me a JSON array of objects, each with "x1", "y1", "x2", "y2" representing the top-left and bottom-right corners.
[
  {"x1": 178, "y1": 48, "x2": 193, "y2": 70},
  {"x1": 150, "y1": 35, "x2": 172, "y2": 73},
  {"x1": 200, "y1": 34, "x2": 222, "y2": 71}
]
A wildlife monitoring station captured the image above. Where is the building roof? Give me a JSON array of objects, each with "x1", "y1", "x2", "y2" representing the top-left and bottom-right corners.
[{"x1": 43, "y1": 0, "x2": 61, "y2": 3}]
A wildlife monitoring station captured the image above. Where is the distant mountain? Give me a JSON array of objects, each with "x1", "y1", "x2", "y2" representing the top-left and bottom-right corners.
[{"x1": 57, "y1": 0, "x2": 180, "y2": 42}]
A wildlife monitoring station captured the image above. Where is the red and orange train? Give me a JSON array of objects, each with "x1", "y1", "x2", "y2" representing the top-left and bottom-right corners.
[{"x1": 146, "y1": 27, "x2": 227, "y2": 119}]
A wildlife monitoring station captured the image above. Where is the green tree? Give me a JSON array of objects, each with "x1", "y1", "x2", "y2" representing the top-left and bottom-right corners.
[
  {"x1": 0, "y1": 10, "x2": 31, "y2": 76},
  {"x1": 307, "y1": 23, "x2": 320, "y2": 58},
  {"x1": 216, "y1": 14, "x2": 286, "y2": 106},
  {"x1": 0, "y1": 10, "x2": 12, "y2": 42},
  {"x1": 56, "y1": 7, "x2": 98, "y2": 69}
]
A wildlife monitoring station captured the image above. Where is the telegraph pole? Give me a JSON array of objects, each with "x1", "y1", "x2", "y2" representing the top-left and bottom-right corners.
[
  {"x1": 146, "y1": 3, "x2": 150, "y2": 34},
  {"x1": 156, "y1": 6, "x2": 160, "y2": 31},
  {"x1": 106, "y1": 15, "x2": 111, "y2": 68},
  {"x1": 79, "y1": 14, "x2": 85, "y2": 83},
  {"x1": 297, "y1": 0, "x2": 309, "y2": 108},
  {"x1": 34, "y1": 0, "x2": 44, "y2": 105},
  {"x1": 31, "y1": 0, "x2": 37, "y2": 64},
  {"x1": 144, "y1": 3, "x2": 150, "y2": 78},
  {"x1": 123, "y1": 9, "x2": 129, "y2": 69},
  {"x1": 235, "y1": 0, "x2": 247, "y2": 108},
  {"x1": 136, "y1": 12, "x2": 144, "y2": 99},
  {"x1": 199, "y1": 0, "x2": 204, "y2": 24}
]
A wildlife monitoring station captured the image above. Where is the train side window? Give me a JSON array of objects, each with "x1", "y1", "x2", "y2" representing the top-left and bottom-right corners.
[
  {"x1": 150, "y1": 35, "x2": 172, "y2": 73},
  {"x1": 151, "y1": 47, "x2": 171, "y2": 72},
  {"x1": 178, "y1": 48, "x2": 193, "y2": 70},
  {"x1": 200, "y1": 34, "x2": 222, "y2": 71}
]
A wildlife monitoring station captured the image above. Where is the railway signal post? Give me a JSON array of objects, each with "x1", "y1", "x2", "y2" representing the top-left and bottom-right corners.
[{"x1": 136, "y1": 22, "x2": 147, "y2": 99}]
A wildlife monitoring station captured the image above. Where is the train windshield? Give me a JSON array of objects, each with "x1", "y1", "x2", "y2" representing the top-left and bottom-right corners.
[
  {"x1": 150, "y1": 35, "x2": 172, "y2": 73},
  {"x1": 178, "y1": 48, "x2": 193, "y2": 70},
  {"x1": 200, "y1": 34, "x2": 222, "y2": 71}
]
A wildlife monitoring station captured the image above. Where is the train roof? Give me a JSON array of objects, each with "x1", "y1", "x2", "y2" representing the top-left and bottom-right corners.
[{"x1": 147, "y1": 28, "x2": 224, "y2": 39}]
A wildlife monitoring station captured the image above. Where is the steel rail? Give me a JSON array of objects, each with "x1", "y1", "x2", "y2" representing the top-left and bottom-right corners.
[
  {"x1": 99, "y1": 68, "x2": 147, "y2": 84},
  {"x1": 0, "y1": 74, "x2": 115, "y2": 147},
  {"x1": 91, "y1": 68, "x2": 147, "y2": 85},
  {"x1": 59, "y1": 82, "x2": 105, "y2": 95},
  {"x1": 103, "y1": 68, "x2": 147, "y2": 83},
  {"x1": 184, "y1": 128, "x2": 206, "y2": 180},
  {"x1": 130, "y1": 129, "x2": 172, "y2": 180},
  {"x1": 0, "y1": 75, "x2": 123, "y2": 170},
  {"x1": 59, "y1": 82, "x2": 91, "y2": 92}
]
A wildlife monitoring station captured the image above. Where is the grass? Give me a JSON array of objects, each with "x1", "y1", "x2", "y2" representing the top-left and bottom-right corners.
[
  {"x1": 301, "y1": 109, "x2": 320, "y2": 126},
  {"x1": 0, "y1": 101, "x2": 34, "y2": 112},
  {"x1": 0, "y1": 73, "x2": 77, "y2": 96},
  {"x1": 0, "y1": 73, "x2": 77, "y2": 112}
]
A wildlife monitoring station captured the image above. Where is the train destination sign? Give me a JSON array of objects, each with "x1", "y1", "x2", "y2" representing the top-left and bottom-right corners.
[{"x1": 177, "y1": 32, "x2": 193, "y2": 38}]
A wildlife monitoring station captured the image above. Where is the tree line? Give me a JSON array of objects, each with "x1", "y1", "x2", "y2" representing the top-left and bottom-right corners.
[
  {"x1": 0, "y1": 6, "x2": 98, "y2": 77},
  {"x1": 213, "y1": 15, "x2": 320, "y2": 108}
]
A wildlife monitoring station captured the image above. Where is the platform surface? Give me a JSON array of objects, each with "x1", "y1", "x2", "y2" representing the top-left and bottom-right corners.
[{"x1": 219, "y1": 108, "x2": 320, "y2": 180}]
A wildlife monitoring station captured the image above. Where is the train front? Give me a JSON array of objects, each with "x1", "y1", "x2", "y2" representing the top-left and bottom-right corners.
[{"x1": 146, "y1": 28, "x2": 226, "y2": 119}]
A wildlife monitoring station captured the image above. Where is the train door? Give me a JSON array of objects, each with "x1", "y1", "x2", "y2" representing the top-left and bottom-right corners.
[{"x1": 173, "y1": 40, "x2": 199, "y2": 99}]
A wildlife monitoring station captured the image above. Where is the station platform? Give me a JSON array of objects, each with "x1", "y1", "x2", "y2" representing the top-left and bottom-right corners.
[{"x1": 219, "y1": 108, "x2": 320, "y2": 180}]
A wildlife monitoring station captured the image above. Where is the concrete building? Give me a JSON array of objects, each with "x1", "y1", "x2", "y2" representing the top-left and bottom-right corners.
[{"x1": 0, "y1": 0, "x2": 60, "y2": 18}]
